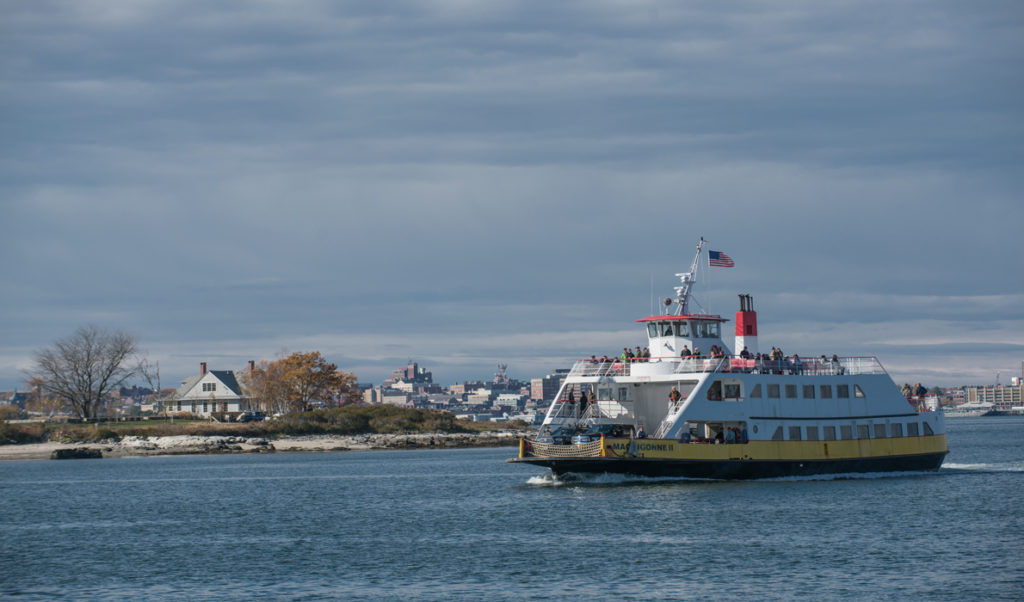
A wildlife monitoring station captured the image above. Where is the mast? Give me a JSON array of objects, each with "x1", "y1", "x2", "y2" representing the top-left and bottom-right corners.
[{"x1": 672, "y1": 237, "x2": 705, "y2": 315}]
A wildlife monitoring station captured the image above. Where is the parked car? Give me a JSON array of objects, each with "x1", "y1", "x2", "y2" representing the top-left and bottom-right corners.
[{"x1": 237, "y1": 411, "x2": 267, "y2": 423}]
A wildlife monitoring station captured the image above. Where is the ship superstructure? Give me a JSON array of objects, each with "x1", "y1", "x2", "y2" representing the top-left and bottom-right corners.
[{"x1": 509, "y1": 239, "x2": 948, "y2": 478}]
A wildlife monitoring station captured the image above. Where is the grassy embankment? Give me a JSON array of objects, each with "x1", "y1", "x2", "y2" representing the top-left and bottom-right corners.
[{"x1": 0, "y1": 405, "x2": 528, "y2": 444}]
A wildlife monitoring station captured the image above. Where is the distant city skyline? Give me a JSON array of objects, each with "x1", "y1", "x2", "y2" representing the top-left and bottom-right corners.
[{"x1": 2, "y1": 2, "x2": 1021, "y2": 390}]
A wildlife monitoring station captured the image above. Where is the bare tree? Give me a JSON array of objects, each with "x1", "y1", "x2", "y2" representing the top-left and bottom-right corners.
[{"x1": 31, "y1": 325, "x2": 140, "y2": 420}]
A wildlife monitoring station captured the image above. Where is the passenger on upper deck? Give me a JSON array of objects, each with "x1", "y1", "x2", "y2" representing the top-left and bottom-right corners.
[
  {"x1": 831, "y1": 354, "x2": 844, "y2": 375},
  {"x1": 740, "y1": 346, "x2": 751, "y2": 359},
  {"x1": 791, "y1": 354, "x2": 803, "y2": 375},
  {"x1": 669, "y1": 386, "x2": 682, "y2": 403}
]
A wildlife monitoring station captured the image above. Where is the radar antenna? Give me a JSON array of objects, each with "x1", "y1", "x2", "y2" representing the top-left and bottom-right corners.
[{"x1": 671, "y1": 237, "x2": 706, "y2": 315}]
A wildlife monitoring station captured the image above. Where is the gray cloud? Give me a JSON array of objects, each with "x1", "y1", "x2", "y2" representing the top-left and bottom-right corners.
[{"x1": 2, "y1": 1, "x2": 1022, "y2": 388}]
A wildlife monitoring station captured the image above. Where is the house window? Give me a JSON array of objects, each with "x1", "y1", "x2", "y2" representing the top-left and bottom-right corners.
[
  {"x1": 874, "y1": 424, "x2": 887, "y2": 438},
  {"x1": 840, "y1": 425, "x2": 853, "y2": 440},
  {"x1": 203, "y1": 402, "x2": 208, "y2": 413},
  {"x1": 203, "y1": 383, "x2": 217, "y2": 392},
  {"x1": 768, "y1": 384, "x2": 780, "y2": 398},
  {"x1": 806, "y1": 426, "x2": 819, "y2": 441},
  {"x1": 837, "y1": 385, "x2": 850, "y2": 398},
  {"x1": 788, "y1": 426, "x2": 802, "y2": 441},
  {"x1": 803, "y1": 385, "x2": 815, "y2": 399},
  {"x1": 820, "y1": 385, "x2": 832, "y2": 399},
  {"x1": 749, "y1": 384, "x2": 762, "y2": 398},
  {"x1": 823, "y1": 426, "x2": 837, "y2": 441},
  {"x1": 907, "y1": 422, "x2": 920, "y2": 437},
  {"x1": 785, "y1": 384, "x2": 797, "y2": 399}
]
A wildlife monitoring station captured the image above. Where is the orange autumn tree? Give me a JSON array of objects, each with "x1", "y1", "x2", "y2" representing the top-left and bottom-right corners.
[{"x1": 246, "y1": 351, "x2": 358, "y2": 414}]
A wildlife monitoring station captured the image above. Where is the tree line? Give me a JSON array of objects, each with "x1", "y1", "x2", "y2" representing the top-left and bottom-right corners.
[{"x1": 24, "y1": 325, "x2": 359, "y2": 420}]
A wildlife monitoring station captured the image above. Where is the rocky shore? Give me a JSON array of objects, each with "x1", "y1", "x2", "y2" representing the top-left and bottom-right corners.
[{"x1": 0, "y1": 431, "x2": 529, "y2": 461}]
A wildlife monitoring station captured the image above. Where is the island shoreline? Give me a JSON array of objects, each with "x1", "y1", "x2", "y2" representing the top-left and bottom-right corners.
[{"x1": 0, "y1": 431, "x2": 529, "y2": 461}]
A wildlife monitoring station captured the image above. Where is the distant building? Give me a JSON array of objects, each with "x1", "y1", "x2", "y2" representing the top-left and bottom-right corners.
[
  {"x1": 384, "y1": 362, "x2": 433, "y2": 387},
  {"x1": 530, "y1": 373, "x2": 565, "y2": 402},
  {"x1": 168, "y1": 362, "x2": 254, "y2": 416},
  {"x1": 966, "y1": 384, "x2": 1023, "y2": 412}
]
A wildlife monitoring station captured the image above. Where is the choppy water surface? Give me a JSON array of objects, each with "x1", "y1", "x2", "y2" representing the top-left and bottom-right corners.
[{"x1": 1, "y1": 417, "x2": 1022, "y2": 600}]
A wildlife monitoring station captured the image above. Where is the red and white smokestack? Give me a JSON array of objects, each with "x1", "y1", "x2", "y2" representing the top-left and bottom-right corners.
[
  {"x1": 200, "y1": 362, "x2": 207, "y2": 377},
  {"x1": 735, "y1": 294, "x2": 758, "y2": 356}
]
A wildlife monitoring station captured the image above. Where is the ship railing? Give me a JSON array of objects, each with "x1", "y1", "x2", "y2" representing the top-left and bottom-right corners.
[
  {"x1": 573, "y1": 355, "x2": 888, "y2": 377},
  {"x1": 569, "y1": 359, "x2": 631, "y2": 377},
  {"x1": 674, "y1": 355, "x2": 887, "y2": 376}
]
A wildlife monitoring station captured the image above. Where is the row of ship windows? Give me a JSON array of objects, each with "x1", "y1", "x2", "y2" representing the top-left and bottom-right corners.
[
  {"x1": 769, "y1": 421, "x2": 934, "y2": 441},
  {"x1": 711, "y1": 382, "x2": 865, "y2": 401}
]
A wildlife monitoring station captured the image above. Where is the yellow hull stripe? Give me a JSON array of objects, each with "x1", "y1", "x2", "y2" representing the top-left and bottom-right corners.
[{"x1": 601, "y1": 435, "x2": 948, "y2": 461}]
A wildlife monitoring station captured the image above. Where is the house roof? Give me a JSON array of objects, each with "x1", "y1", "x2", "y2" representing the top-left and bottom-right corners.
[{"x1": 174, "y1": 370, "x2": 245, "y2": 399}]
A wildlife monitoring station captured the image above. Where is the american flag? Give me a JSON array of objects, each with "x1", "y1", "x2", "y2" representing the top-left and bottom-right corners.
[{"x1": 708, "y1": 250, "x2": 734, "y2": 268}]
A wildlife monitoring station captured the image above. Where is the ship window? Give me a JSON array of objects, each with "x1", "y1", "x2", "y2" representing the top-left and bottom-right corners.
[
  {"x1": 841, "y1": 425, "x2": 853, "y2": 440},
  {"x1": 707, "y1": 380, "x2": 723, "y2": 401},
  {"x1": 907, "y1": 422, "x2": 920, "y2": 437},
  {"x1": 788, "y1": 426, "x2": 802, "y2": 441},
  {"x1": 662, "y1": 323, "x2": 674, "y2": 337},
  {"x1": 923, "y1": 422, "x2": 934, "y2": 435},
  {"x1": 820, "y1": 385, "x2": 832, "y2": 399},
  {"x1": 806, "y1": 426, "x2": 819, "y2": 441},
  {"x1": 857, "y1": 424, "x2": 870, "y2": 439},
  {"x1": 648, "y1": 323, "x2": 659, "y2": 337},
  {"x1": 854, "y1": 385, "x2": 866, "y2": 398},
  {"x1": 617, "y1": 387, "x2": 629, "y2": 401},
  {"x1": 723, "y1": 383, "x2": 741, "y2": 399},
  {"x1": 823, "y1": 426, "x2": 836, "y2": 441},
  {"x1": 767, "y1": 384, "x2": 780, "y2": 398},
  {"x1": 709, "y1": 323, "x2": 720, "y2": 337},
  {"x1": 771, "y1": 426, "x2": 783, "y2": 441},
  {"x1": 803, "y1": 385, "x2": 815, "y2": 399},
  {"x1": 675, "y1": 322, "x2": 690, "y2": 337},
  {"x1": 785, "y1": 384, "x2": 797, "y2": 399},
  {"x1": 750, "y1": 384, "x2": 762, "y2": 398},
  {"x1": 837, "y1": 385, "x2": 850, "y2": 398},
  {"x1": 874, "y1": 424, "x2": 887, "y2": 438},
  {"x1": 891, "y1": 423, "x2": 903, "y2": 437}
]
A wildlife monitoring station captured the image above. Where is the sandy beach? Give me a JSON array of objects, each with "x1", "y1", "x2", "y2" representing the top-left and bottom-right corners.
[{"x1": 0, "y1": 431, "x2": 528, "y2": 461}]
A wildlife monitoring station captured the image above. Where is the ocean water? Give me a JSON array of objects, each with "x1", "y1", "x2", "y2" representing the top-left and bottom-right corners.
[{"x1": 1, "y1": 417, "x2": 1022, "y2": 600}]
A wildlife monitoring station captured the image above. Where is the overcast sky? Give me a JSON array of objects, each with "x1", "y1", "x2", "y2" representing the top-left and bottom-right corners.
[{"x1": 2, "y1": 0, "x2": 1022, "y2": 391}]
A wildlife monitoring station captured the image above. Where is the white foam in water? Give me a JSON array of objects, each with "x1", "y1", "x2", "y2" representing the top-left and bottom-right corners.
[{"x1": 944, "y1": 462, "x2": 1024, "y2": 472}]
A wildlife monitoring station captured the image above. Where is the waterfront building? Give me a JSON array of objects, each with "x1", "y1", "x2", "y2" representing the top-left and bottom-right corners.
[
  {"x1": 966, "y1": 384, "x2": 1023, "y2": 412},
  {"x1": 168, "y1": 362, "x2": 254, "y2": 417}
]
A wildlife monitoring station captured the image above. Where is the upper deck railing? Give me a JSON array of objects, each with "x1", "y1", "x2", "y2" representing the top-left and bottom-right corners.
[{"x1": 567, "y1": 355, "x2": 886, "y2": 378}]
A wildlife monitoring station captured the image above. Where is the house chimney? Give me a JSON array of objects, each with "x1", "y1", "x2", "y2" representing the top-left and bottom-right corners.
[
  {"x1": 248, "y1": 360, "x2": 255, "y2": 377},
  {"x1": 200, "y1": 362, "x2": 207, "y2": 377}
]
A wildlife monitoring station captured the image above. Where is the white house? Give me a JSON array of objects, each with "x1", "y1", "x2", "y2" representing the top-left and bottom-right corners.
[{"x1": 169, "y1": 362, "x2": 254, "y2": 417}]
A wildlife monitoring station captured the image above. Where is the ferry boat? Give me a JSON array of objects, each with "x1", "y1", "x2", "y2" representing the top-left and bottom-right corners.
[{"x1": 509, "y1": 239, "x2": 948, "y2": 479}]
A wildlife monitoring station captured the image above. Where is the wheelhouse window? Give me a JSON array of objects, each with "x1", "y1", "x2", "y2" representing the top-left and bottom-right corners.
[
  {"x1": 647, "y1": 323, "x2": 659, "y2": 337},
  {"x1": 675, "y1": 322, "x2": 690, "y2": 337},
  {"x1": 662, "y1": 323, "x2": 674, "y2": 337}
]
